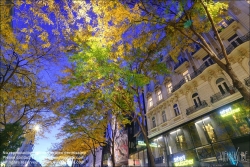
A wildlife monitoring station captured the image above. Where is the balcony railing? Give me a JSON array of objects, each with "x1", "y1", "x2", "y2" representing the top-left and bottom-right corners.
[
  {"x1": 174, "y1": 58, "x2": 188, "y2": 70},
  {"x1": 210, "y1": 86, "x2": 238, "y2": 103},
  {"x1": 172, "y1": 62, "x2": 213, "y2": 93},
  {"x1": 245, "y1": 77, "x2": 250, "y2": 87},
  {"x1": 186, "y1": 100, "x2": 208, "y2": 115},
  {"x1": 172, "y1": 78, "x2": 186, "y2": 92},
  {"x1": 190, "y1": 62, "x2": 214, "y2": 80},
  {"x1": 217, "y1": 32, "x2": 250, "y2": 59}
]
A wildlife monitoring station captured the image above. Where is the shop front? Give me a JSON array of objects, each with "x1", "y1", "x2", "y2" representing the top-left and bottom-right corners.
[{"x1": 150, "y1": 100, "x2": 250, "y2": 167}]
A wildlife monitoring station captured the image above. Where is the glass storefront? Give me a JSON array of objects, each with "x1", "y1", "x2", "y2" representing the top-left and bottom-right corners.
[{"x1": 149, "y1": 101, "x2": 250, "y2": 167}]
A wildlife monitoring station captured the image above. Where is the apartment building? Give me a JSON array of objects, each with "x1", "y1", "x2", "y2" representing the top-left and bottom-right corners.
[{"x1": 144, "y1": 1, "x2": 250, "y2": 167}]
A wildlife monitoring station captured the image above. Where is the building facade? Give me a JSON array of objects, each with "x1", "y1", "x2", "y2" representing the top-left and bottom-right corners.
[{"x1": 144, "y1": 1, "x2": 250, "y2": 167}]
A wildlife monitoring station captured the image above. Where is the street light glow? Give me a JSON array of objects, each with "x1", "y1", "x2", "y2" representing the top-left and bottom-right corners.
[{"x1": 34, "y1": 125, "x2": 40, "y2": 132}]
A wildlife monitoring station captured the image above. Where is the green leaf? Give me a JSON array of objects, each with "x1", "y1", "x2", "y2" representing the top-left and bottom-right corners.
[{"x1": 184, "y1": 20, "x2": 192, "y2": 28}]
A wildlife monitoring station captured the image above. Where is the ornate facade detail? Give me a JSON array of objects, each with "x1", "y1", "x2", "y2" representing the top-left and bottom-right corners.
[
  {"x1": 228, "y1": 57, "x2": 236, "y2": 64},
  {"x1": 237, "y1": 48, "x2": 248, "y2": 57},
  {"x1": 207, "y1": 76, "x2": 213, "y2": 82},
  {"x1": 200, "y1": 75, "x2": 207, "y2": 81}
]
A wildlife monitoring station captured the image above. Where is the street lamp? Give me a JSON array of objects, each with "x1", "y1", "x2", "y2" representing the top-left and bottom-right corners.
[{"x1": 33, "y1": 124, "x2": 40, "y2": 132}]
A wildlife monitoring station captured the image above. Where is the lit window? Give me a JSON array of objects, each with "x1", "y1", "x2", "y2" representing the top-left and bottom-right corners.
[
  {"x1": 162, "y1": 111, "x2": 167, "y2": 122},
  {"x1": 173, "y1": 104, "x2": 180, "y2": 116},
  {"x1": 167, "y1": 83, "x2": 172, "y2": 93},
  {"x1": 157, "y1": 90, "x2": 162, "y2": 101},
  {"x1": 148, "y1": 97, "x2": 153, "y2": 107},
  {"x1": 183, "y1": 70, "x2": 191, "y2": 82},
  {"x1": 152, "y1": 117, "x2": 156, "y2": 128}
]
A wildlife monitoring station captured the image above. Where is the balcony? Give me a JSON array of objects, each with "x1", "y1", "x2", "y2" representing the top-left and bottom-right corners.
[
  {"x1": 172, "y1": 62, "x2": 213, "y2": 93},
  {"x1": 186, "y1": 100, "x2": 208, "y2": 115},
  {"x1": 210, "y1": 86, "x2": 238, "y2": 103},
  {"x1": 174, "y1": 58, "x2": 189, "y2": 73},
  {"x1": 217, "y1": 32, "x2": 250, "y2": 59},
  {"x1": 216, "y1": 18, "x2": 238, "y2": 40},
  {"x1": 172, "y1": 78, "x2": 186, "y2": 92},
  {"x1": 245, "y1": 77, "x2": 250, "y2": 87}
]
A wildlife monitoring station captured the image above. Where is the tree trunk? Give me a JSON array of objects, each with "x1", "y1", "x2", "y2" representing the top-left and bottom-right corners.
[
  {"x1": 144, "y1": 132, "x2": 156, "y2": 167},
  {"x1": 198, "y1": 0, "x2": 250, "y2": 103},
  {"x1": 93, "y1": 154, "x2": 96, "y2": 167},
  {"x1": 224, "y1": 64, "x2": 250, "y2": 103},
  {"x1": 136, "y1": 118, "x2": 156, "y2": 167},
  {"x1": 111, "y1": 141, "x2": 116, "y2": 167}
]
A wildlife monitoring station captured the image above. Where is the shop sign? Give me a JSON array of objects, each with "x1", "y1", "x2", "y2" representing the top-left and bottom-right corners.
[
  {"x1": 173, "y1": 155, "x2": 193, "y2": 166},
  {"x1": 220, "y1": 107, "x2": 240, "y2": 117},
  {"x1": 137, "y1": 141, "x2": 158, "y2": 147}
]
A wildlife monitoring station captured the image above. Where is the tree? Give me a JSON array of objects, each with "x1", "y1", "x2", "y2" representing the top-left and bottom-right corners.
[
  {"x1": 61, "y1": 39, "x2": 168, "y2": 167},
  {"x1": 0, "y1": 0, "x2": 84, "y2": 152},
  {"x1": 90, "y1": 0, "x2": 250, "y2": 102},
  {"x1": 46, "y1": 95, "x2": 108, "y2": 167},
  {"x1": 0, "y1": 122, "x2": 25, "y2": 162}
]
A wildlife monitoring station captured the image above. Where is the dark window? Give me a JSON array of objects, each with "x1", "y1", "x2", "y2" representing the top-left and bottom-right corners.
[
  {"x1": 216, "y1": 78, "x2": 229, "y2": 94},
  {"x1": 192, "y1": 93, "x2": 202, "y2": 107},
  {"x1": 173, "y1": 104, "x2": 180, "y2": 116}
]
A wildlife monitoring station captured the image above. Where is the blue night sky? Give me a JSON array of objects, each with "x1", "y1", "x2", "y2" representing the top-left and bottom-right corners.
[{"x1": 11, "y1": 4, "x2": 73, "y2": 166}]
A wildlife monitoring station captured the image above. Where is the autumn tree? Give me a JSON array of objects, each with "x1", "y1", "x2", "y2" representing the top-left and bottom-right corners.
[
  {"x1": 46, "y1": 93, "x2": 108, "y2": 167},
  {"x1": 0, "y1": 0, "x2": 91, "y2": 151},
  {"x1": 61, "y1": 38, "x2": 168, "y2": 167},
  {"x1": 90, "y1": 0, "x2": 250, "y2": 102}
]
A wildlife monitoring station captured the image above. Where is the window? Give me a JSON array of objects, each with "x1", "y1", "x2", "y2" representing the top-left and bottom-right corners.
[
  {"x1": 202, "y1": 55, "x2": 214, "y2": 67},
  {"x1": 167, "y1": 83, "x2": 172, "y2": 94},
  {"x1": 216, "y1": 78, "x2": 230, "y2": 95},
  {"x1": 157, "y1": 90, "x2": 162, "y2": 101},
  {"x1": 192, "y1": 93, "x2": 202, "y2": 107},
  {"x1": 173, "y1": 104, "x2": 180, "y2": 116},
  {"x1": 148, "y1": 97, "x2": 153, "y2": 107},
  {"x1": 152, "y1": 117, "x2": 156, "y2": 128},
  {"x1": 183, "y1": 70, "x2": 191, "y2": 82},
  {"x1": 162, "y1": 111, "x2": 167, "y2": 122}
]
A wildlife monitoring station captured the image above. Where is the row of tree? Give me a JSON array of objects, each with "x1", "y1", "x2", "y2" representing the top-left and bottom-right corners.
[
  {"x1": 49, "y1": 1, "x2": 249, "y2": 167},
  {"x1": 1, "y1": 0, "x2": 249, "y2": 166}
]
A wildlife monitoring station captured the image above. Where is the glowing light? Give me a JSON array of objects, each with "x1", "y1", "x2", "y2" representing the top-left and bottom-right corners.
[
  {"x1": 173, "y1": 155, "x2": 194, "y2": 166},
  {"x1": 195, "y1": 117, "x2": 210, "y2": 124},
  {"x1": 138, "y1": 141, "x2": 158, "y2": 147},
  {"x1": 174, "y1": 155, "x2": 185, "y2": 162},
  {"x1": 220, "y1": 107, "x2": 240, "y2": 117},
  {"x1": 33, "y1": 125, "x2": 40, "y2": 132},
  {"x1": 170, "y1": 129, "x2": 181, "y2": 134},
  {"x1": 174, "y1": 159, "x2": 194, "y2": 166},
  {"x1": 154, "y1": 136, "x2": 163, "y2": 141}
]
